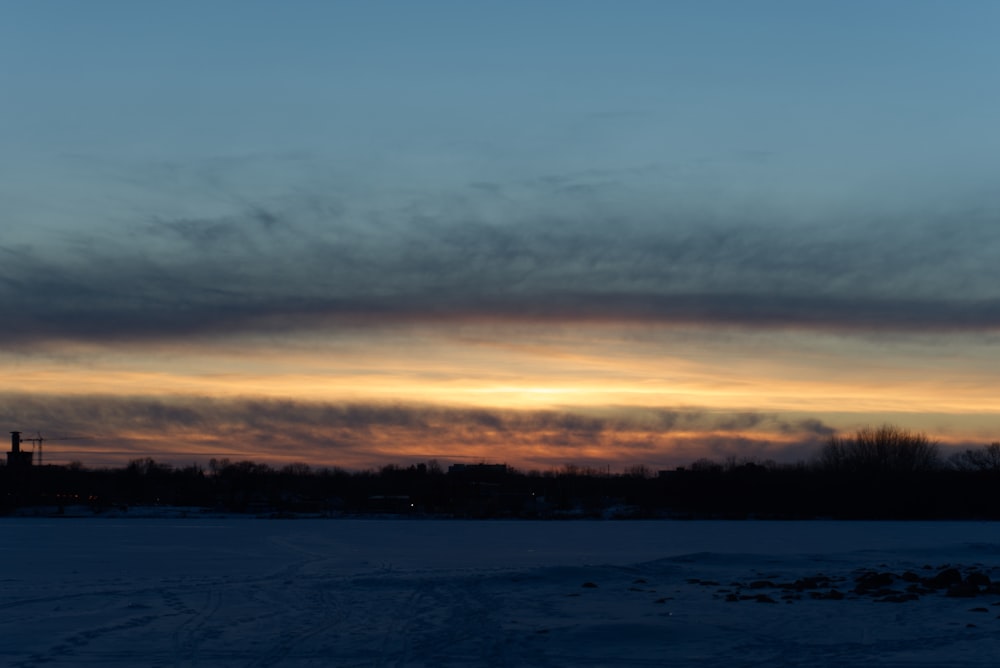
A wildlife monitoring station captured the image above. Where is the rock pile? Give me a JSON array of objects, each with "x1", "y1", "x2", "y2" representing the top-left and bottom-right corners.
[{"x1": 710, "y1": 565, "x2": 999, "y2": 605}]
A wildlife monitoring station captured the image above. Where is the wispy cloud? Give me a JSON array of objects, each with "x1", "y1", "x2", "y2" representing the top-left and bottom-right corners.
[
  {"x1": 0, "y1": 394, "x2": 835, "y2": 470},
  {"x1": 6, "y1": 175, "x2": 1000, "y2": 345}
]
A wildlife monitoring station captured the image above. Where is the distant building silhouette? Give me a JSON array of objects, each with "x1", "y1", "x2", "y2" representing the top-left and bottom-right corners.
[{"x1": 7, "y1": 432, "x2": 32, "y2": 468}]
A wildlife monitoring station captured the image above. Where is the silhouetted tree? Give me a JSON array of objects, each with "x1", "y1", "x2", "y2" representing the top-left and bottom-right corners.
[
  {"x1": 818, "y1": 425, "x2": 940, "y2": 476},
  {"x1": 949, "y1": 443, "x2": 1000, "y2": 472}
]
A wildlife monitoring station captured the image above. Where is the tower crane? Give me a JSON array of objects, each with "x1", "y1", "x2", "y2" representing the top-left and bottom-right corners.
[{"x1": 19, "y1": 432, "x2": 89, "y2": 466}]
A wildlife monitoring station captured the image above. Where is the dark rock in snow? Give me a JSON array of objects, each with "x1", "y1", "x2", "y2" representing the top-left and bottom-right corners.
[
  {"x1": 821, "y1": 589, "x2": 845, "y2": 601},
  {"x1": 906, "y1": 584, "x2": 933, "y2": 595},
  {"x1": 946, "y1": 582, "x2": 980, "y2": 598},
  {"x1": 789, "y1": 576, "x2": 828, "y2": 591},
  {"x1": 854, "y1": 571, "x2": 894, "y2": 592},
  {"x1": 966, "y1": 572, "x2": 991, "y2": 587},
  {"x1": 927, "y1": 568, "x2": 963, "y2": 589}
]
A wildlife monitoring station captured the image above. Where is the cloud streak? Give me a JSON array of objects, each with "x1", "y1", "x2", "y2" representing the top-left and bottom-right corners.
[
  {"x1": 0, "y1": 393, "x2": 834, "y2": 470},
  {"x1": 7, "y1": 177, "x2": 1000, "y2": 345}
]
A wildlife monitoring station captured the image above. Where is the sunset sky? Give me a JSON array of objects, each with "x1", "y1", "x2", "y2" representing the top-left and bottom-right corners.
[{"x1": 3, "y1": 1, "x2": 1000, "y2": 471}]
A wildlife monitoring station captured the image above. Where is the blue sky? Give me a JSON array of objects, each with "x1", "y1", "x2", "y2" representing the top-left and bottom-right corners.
[
  {"x1": 6, "y1": 1, "x2": 1000, "y2": 201},
  {"x1": 3, "y1": 2, "x2": 1000, "y2": 469}
]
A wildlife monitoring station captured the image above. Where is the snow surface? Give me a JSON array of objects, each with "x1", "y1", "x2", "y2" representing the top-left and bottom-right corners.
[{"x1": 2, "y1": 517, "x2": 1000, "y2": 666}]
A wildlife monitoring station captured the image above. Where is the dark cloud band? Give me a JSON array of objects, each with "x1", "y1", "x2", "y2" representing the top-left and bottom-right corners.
[
  {"x1": 6, "y1": 185, "x2": 1000, "y2": 344},
  {"x1": 0, "y1": 394, "x2": 833, "y2": 470}
]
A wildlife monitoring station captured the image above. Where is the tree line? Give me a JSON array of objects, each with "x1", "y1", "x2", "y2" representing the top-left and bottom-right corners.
[{"x1": 3, "y1": 425, "x2": 1000, "y2": 519}]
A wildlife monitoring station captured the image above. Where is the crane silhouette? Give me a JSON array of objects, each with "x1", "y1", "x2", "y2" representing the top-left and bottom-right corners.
[{"x1": 19, "y1": 433, "x2": 89, "y2": 466}]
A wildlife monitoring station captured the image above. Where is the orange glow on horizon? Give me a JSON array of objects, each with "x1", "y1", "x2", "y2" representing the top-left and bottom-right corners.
[
  {"x1": 6, "y1": 323, "x2": 1000, "y2": 468},
  {"x1": 8, "y1": 351, "x2": 1000, "y2": 416}
]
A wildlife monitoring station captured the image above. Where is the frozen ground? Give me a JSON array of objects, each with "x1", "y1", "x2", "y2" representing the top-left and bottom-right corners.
[{"x1": 2, "y1": 518, "x2": 1000, "y2": 667}]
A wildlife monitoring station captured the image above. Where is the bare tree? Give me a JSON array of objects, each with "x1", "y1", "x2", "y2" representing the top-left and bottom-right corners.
[
  {"x1": 949, "y1": 442, "x2": 1000, "y2": 472},
  {"x1": 818, "y1": 425, "x2": 940, "y2": 475},
  {"x1": 624, "y1": 464, "x2": 652, "y2": 479}
]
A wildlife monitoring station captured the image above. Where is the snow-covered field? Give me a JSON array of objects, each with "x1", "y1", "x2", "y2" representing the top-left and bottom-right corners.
[{"x1": 2, "y1": 518, "x2": 1000, "y2": 667}]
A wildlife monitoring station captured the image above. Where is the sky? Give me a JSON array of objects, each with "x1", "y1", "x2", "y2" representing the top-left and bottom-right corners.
[{"x1": 3, "y1": 1, "x2": 1000, "y2": 471}]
